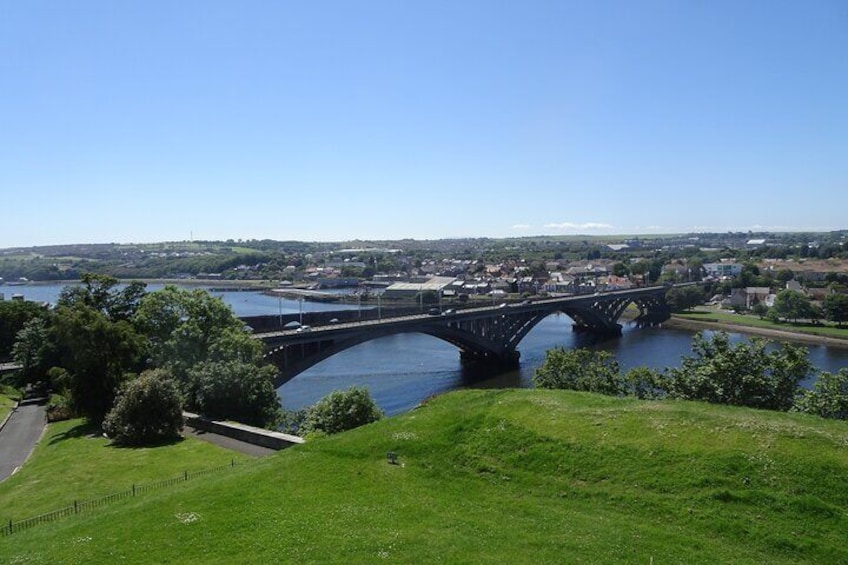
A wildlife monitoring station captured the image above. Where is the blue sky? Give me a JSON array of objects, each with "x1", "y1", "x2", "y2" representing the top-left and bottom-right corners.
[{"x1": 1, "y1": 1, "x2": 846, "y2": 247}]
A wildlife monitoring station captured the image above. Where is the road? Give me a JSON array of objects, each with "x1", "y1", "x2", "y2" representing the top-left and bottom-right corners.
[{"x1": 0, "y1": 399, "x2": 47, "y2": 482}]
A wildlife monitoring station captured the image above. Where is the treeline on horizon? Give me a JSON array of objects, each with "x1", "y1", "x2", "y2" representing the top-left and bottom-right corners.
[{"x1": 1, "y1": 231, "x2": 846, "y2": 283}]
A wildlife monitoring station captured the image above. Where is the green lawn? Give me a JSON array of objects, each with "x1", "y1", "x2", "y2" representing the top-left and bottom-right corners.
[
  {"x1": 1, "y1": 389, "x2": 846, "y2": 564},
  {"x1": 0, "y1": 386, "x2": 20, "y2": 424},
  {"x1": 0, "y1": 418, "x2": 253, "y2": 520},
  {"x1": 676, "y1": 308, "x2": 848, "y2": 340}
]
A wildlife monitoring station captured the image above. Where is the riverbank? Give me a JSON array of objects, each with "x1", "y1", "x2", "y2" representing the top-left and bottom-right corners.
[{"x1": 665, "y1": 315, "x2": 848, "y2": 350}]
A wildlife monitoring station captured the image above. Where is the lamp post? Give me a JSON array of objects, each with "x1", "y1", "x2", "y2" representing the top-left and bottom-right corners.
[
  {"x1": 278, "y1": 294, "x2": 282, "y2": 329},
  {"x1": 377, "y1": 292, "x2": 382, "y2": 320},
  {"x1": 299, "y1": 296, "x2": 303, "y2": 325}
]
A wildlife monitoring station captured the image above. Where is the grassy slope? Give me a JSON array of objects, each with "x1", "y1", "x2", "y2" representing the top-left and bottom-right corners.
[
  {"x1": 2, "y1": 390, "x2": 847, "y2": 564},
  {"x1": 0, "y1": 418, "x2": 252, "y2": 520}
]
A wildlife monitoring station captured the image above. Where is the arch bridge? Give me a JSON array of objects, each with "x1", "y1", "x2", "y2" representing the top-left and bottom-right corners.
[{"x1": 257, "y1": 284, "x2": 689, "y2": 388}]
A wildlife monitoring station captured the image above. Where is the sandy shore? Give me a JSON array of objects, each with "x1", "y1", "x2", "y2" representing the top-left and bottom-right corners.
[{"x1": 664, "y1": 316, "x2": 848, "y2": 350}]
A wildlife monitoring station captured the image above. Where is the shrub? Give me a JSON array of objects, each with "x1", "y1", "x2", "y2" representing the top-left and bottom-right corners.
[
  {"x1": 624, "y1": 366, "x2": 666, "y2": 399},
  {"x1": 533, "y1": 347, "x2": 624, "y2": 396},
  {"x1": 302, "y1": 387, "x2": 383, "y2": 435},
  {"x1": 793, "y1": 369, "x2": 848, "y2": 420},
  {"x1": 102, "y1": 369, "x2": 184, "y2": 446},
  {"x1": 665, "y1": 332, "x2": 811, "y2": 411}
]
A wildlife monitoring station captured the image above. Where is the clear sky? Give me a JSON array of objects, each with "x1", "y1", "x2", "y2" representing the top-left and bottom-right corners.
[{"x1": 1, "y1": 1, "x2": 846, "y2": 247}]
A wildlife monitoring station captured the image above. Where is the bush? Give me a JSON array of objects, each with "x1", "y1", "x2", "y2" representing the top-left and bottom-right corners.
[
  {"x1": 533, "y1": 347, "x2": 624, "y2": 396},
  {"x1": 665, "y1": 332, "x2": 811, "y2": 411},
  {"x1": 102, "y1": 369, "x2": 184, "y2": 446},
  {"x1": 624, "y1": 366, "x2": 666, "y2": 399},
  {"x1": 302, "y1": 387, "x2": 383, "y2": 435},
  {"x1": 793, "y1": 369, "x2": 848, "y2": 420}
]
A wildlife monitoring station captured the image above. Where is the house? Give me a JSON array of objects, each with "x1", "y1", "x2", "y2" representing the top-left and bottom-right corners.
[
  {"x1": 785, "y1": 280, "x2": 804, "y2": 293},
  {"x1": 599, "y1": 275, "x2": 633, "y2": 291},
  {"x1": 728, "y1": 287, "x2": 771, "y2": 309},
  {"x1": 704, "y1": 262, "x2": 742, "y2": 278}
]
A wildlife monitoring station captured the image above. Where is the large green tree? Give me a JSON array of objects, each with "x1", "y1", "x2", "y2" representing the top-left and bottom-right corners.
[
  {"x1": 0, "y1": 300, "x2": 49, "y2": 360},
  {"x1": 665, "y1": 285, "x2": 704, "y2": 312},
  {"x1": 58, "y1": 273, "x2": 147, "y2": 322},
  {"x1": 769, "y1": 289, "x2": 815, "y2": 323},
  {"x1": 135, "y1": 285, "x2": 279, "y2": 425},
  {"x1": 11, "y1": 317, "x2": 55, "y2": 387},
  {"x1": 134, "y1": 286, "x2": 255, "y2": 384},
  {"x1": 190, "y1": 360, "x2": 280, "y2": 427},
  {"x1": 51, "y1": 303, "x2": 146, "y2": 422}
]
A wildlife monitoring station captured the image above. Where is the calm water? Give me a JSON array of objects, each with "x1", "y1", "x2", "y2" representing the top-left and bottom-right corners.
[{"x1": 7, "y1": 283, "x2": 848, "y2": 416}]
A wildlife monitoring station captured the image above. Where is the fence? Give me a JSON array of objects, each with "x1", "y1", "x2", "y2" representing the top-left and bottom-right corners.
[{"x1": 2, "y1": 459, "x2": 241, "y2": 537}]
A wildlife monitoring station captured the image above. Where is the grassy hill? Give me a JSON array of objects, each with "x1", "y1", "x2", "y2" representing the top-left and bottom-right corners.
[{"x1": 2, "y1": 389, "x2": 847, "y2": 563}]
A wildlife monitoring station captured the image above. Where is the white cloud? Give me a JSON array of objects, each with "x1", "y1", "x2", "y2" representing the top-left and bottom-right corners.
[
  {"x1": 511, "y1": 224, "x2": 533, "y2": 230},
  {"x1": 544, "y1": 222, "x2": 614, "y2": 231}
]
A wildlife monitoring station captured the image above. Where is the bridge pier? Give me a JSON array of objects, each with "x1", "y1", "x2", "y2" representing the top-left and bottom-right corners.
[{"x1": 459, "y1": 349, "x2": 520, "y2": 368}]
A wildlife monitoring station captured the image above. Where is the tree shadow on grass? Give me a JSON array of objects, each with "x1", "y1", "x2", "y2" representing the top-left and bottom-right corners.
[
  {"x1": 107, "y1": 434, "x2": 186, "y2": 449},
  {"x1": 48, "y1": 421, "x2": 100, "y2": 445}
]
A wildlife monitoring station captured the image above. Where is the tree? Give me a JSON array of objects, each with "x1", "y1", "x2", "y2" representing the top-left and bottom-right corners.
[
  {"x1": 134, "y1": 286, "x2": 255, "y2": 384},
  {"x1": 822, "y1": 293, "x2": 848, "y2": 327},
  {"x1": 51, "y1": 303, "x2": 146, "y2": 423},
  {"x1": 665, "y1": 332, "x2": 811, "y2": 411},
  {"x1": 751, "y1": 302, "x2": 769, "y2": 319},
  {"x1": 190, "y1": 360, "x2": 280, "y2": 427},
  {"x1": 533, "y1": 347, "x2": 624, "y2": 396},
  {"x1": 58, "y1": 273, "x2": 147, "y2": 322},
  {"x1": 771, "y1": 289, "x2": 815, "y2": 323},
  {"x1": 665, "y1": 285, "x2": 704, "y2": 312},
  {"x1": 793, "y1": 369, "x2": 848, "y2": 420},
  {"x1": 302, "y1": 387, "x2": 383, "y2": 435},
  {"x1": 776, "y1": 269, "x2": 794, "y2": 283},
  {"x1": 102, "y1": 369, "x2": 184, "y2": 445},
  {"x1": 0, "y1": 300, "x2": 49, "y2": 360},
  {"x1": 11, "y1": 317, "x2": 54, "y2": 387},
  {"x1": 612, "y1": 262, "x2": 629, "y2": 277}
]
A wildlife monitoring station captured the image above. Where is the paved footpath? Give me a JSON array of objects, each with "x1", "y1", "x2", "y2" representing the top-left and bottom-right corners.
[
  {"x1": 182, "y1": 425, "x2": 278, "y2": 457},
  {"x1": 0, "y1": 399, "x2": 47, "y2": 482}
]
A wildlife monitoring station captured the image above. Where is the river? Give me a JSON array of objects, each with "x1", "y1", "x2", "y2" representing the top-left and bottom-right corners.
[{"x1": 6, "y1": 283, "x2": 848, "y2": 416}]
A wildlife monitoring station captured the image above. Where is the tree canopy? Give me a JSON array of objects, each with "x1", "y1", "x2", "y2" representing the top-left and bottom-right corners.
[
  {"x1": 102, "y1": 369, "x2": 184, "y2": 446},
  {"x1": 769, "y1": 289, "x2": 816, "y2": 323},
  {"x1": 302, "y1": 387, "x2": 383, "y2": 435}
]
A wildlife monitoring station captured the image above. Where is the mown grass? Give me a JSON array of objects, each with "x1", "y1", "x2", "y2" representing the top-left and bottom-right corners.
[
  {"x1": 1, "y1": 390, "x2": 847, "y2": 563},
  {"x1": 676, "y1": 308, "x2": 848, "y2": 340},
  {"x1": 0, "y1": 418, "x2": 252, "y2": 520},
  {"x1": 0, "y1": 386, "x2": 20, "y2": 423}
]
